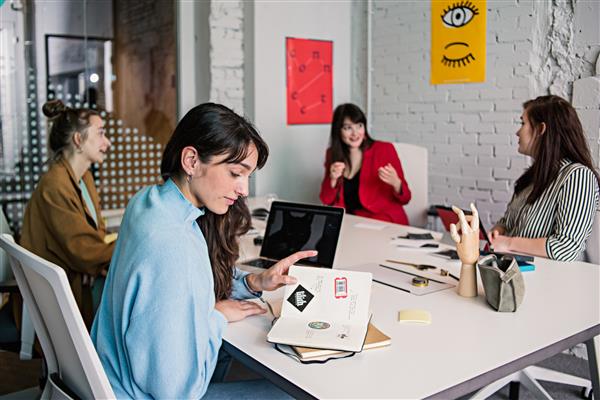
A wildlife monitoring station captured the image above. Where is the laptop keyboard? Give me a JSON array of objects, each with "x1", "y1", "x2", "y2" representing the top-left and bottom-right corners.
[{"x1": 244, "y1": 258, "x2": 278, "y2": 269}]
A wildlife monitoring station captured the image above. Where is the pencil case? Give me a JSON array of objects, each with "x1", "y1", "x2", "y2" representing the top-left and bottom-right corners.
[{"x1": 478, "y1": 254, "x2": 525, "y2": 312}]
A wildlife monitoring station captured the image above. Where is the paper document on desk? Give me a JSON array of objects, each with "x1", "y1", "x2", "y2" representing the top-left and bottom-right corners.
[
  {"x1": 344, "y1": 263, "x2": 455, "y2": 296},
  {"x1": 267, "y1": 265, "x2": 372, "y2": 352}
]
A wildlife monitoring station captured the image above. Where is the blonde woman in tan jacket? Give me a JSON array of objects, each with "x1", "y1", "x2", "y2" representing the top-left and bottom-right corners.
[{"x1": 20, "y1": 100, "x2": 113, "y2": 327}]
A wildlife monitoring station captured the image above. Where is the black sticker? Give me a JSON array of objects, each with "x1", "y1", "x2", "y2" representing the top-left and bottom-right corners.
[{"x1": 287, "y1": 284, "x2": 314, "y2": 312}]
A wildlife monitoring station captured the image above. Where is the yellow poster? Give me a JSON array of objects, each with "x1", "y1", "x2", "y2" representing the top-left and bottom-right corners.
[{"x1": 431, "y1": 0, "x2": 486, "y2": 84}]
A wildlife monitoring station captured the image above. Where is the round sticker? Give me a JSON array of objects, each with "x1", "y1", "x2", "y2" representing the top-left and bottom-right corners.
[{"x1": 308, "y1": 321, "x2": 331, "y2": 330}]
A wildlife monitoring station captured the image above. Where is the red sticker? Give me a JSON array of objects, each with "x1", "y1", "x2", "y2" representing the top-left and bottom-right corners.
[{"x1": 334, "y1": 277, "x2": 348, "y2": 298}]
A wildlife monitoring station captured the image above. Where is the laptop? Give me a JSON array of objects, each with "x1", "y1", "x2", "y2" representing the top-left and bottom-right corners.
[{"x1": 240, "y1": 201, "x2": 345, "y2": 269}]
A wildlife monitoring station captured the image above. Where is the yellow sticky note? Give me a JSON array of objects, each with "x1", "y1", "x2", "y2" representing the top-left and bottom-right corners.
[
  {"x1": 398, "y1": 309, "x2": 432, "y2": 324},
  {"x1": 431, "y1": 0, "x2": 487, "y2": 84}
]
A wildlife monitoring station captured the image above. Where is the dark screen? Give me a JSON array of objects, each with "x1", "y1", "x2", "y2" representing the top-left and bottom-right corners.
[{"x1": 260, "y1": 202, "x2": 344, "y2": 268}]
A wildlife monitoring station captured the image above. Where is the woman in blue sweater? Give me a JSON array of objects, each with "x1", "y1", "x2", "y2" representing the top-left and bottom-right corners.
[{"x1": 92, "y1": 103, "x2": 314, "y2": 398}]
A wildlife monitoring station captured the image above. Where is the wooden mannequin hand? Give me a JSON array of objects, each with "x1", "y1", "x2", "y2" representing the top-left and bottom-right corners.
[{"x1": 449, "y1": 203, "x2": 480, "y2": 265}]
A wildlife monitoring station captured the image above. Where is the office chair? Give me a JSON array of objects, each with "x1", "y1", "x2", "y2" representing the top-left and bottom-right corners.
[
  {"x1": 393, "y1": 143, "x2": 428, "y2": 228},
  {"x1": 0, "y1": 208, "x2": 36, "y2": 359},
  {"x1": 469, "y1": 209, "x2": 600, "y2": 399},
  {"x1": 0, "y1": 233, "x2": 115, "y2": 399}
]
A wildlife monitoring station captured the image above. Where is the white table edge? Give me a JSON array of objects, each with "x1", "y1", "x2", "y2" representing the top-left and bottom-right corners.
[{"x1": 224, "y1": 323, "x2": 600, "y2": 400}]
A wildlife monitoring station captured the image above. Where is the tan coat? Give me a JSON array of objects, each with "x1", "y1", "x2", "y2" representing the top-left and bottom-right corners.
[{"x1": 20, "y1": 158, "x2": 114, "y2": 327}]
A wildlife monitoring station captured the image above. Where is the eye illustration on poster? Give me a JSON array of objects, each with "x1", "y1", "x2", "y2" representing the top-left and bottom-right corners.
[
  {"x1": 431, "y1": 0, "x2": 486, "y2": 84},
  {"x1": 286, "y1": 37, "x2": 333, "y2": 125}
]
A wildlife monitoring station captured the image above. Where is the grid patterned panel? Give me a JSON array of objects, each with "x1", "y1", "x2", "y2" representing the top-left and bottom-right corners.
[
  {"x1": 96, "y1": 111, "x2": 163, "y2": 210},
  {"x1": 0, "y1": 78, "x2": 163, "y2": 234}
]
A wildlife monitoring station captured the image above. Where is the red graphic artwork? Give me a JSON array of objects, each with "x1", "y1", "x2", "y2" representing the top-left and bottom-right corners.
[{"x1": 286, "y1": 37, "x2": 333, "y2": 125}]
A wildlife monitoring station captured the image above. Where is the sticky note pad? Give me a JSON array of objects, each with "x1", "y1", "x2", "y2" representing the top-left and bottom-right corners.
[{"x1": 398, "y1": 309, "x2": 431, "y2": 324}]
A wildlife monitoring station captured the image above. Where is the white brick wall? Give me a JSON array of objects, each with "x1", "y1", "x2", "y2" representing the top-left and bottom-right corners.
[
  {"x1": 209, "y1": 0, "x2": 245, "y2": 114},
  {"x1": 371, "y1": 1, "x2": 600, "y2": 226},
  {"x1": 206, "y1": 0, "x2": 598, "y2": 224}
]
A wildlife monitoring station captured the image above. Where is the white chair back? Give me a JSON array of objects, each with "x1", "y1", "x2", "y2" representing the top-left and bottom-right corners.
[
  {"x1": 0, "y1": 209, "x2": 13, "y2": 282},
  {"x1": 393, "y1": 143, "x2": 428, "y2": 227},
  {"x1": 584, "y1": 209, "x2": 600, "y2": 264},
  {"x1": 0, "y1": 233, "x2": 115, "y2": 399}
]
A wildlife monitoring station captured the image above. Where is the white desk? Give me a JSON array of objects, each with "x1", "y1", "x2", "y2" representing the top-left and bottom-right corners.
[{"x1": 226, "y1": 214, "x2": 600, "y2": 399}]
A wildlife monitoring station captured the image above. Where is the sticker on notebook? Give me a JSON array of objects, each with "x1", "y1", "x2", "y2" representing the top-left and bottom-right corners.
[
  {"x1": 287, "y1": 284, "x2": 314, "y2": 312},
  {"x1": 334, "y1": 277, "x2": 348, "y2": 298},
  {"x1": 308, "y1": 321, "x2": 331, "y2": 330}
]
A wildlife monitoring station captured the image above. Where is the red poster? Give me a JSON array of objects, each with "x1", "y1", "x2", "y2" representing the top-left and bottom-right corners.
[{"x1": 286, "y1": 37, "x2": 333, "y2": 125}]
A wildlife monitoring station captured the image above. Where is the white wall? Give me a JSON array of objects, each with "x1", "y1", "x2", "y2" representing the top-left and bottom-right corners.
[
  {"x1": 177, "y1": 0, "x2": 211, "y2": 118},
  {"x1": 246, "y1": 1, "x2": 352, "y2": 203},
  {"x1": 369, "y1": 1, "x2": 600, "y2": 226},
  {"x1": 210, "y1": 0, "x2": 245, "y2": 115}
]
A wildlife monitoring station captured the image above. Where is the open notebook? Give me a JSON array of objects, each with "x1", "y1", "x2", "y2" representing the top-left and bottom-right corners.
[{"x1": 267, "y1": 266, "x2": 372, "y2": 352}]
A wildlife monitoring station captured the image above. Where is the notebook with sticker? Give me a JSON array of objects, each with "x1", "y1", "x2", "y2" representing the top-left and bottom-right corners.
[{"x1": 267, "y1": 265, "x2": 372, "y2": 353}]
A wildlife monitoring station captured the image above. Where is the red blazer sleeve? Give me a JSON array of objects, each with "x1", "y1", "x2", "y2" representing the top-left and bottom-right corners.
[{"x1": 319, "y1": 148, "x2": 341, "y2": 206}]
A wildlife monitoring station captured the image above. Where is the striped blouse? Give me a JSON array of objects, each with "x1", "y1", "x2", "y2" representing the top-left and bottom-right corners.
[{"x1": 496, "y1": 159, "x2": 600, "y2": 261}]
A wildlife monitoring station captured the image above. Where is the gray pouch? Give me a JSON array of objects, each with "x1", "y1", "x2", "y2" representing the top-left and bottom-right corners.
[{"x1": 478, "y1": 254, "x2": 525, "y2": 312}]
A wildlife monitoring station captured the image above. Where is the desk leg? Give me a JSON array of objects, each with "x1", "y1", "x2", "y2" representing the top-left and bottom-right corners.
[{"x1": 586, "y1": 337, "x2": 599, "y2": 398}]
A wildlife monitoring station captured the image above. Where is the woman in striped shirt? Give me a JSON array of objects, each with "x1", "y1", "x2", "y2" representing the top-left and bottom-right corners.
[{"x1": 490, "y1": 95, "x2": 600, "y2": 261}]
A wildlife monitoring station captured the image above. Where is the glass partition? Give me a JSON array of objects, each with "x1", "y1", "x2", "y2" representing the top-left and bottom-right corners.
[{"x1": 0, "y1": 0, "x2": 176, "y2": 234}]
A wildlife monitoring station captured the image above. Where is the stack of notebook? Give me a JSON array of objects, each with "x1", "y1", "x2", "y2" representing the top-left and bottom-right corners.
[{"x1": 291, "y1": 322, "x2": 391, "y2": 360}]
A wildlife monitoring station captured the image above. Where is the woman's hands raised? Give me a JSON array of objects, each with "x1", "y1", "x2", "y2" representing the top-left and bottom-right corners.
[
  {"x1": 329, "y1": 162, "x2": 346, "y2": 187},
  {"x1": 378, "y1": 163, "x2": 402, "y2": 193}
]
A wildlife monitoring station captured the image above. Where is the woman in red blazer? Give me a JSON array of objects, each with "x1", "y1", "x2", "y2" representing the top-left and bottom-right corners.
[{"x1": 319, "y1": 103, "x2": 411, "y2": 225}]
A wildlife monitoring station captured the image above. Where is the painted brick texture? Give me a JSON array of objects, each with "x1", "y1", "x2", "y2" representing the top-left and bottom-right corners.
[
  {"x1": 371, "y1": 1, "x2": 535, "y2": 226},
  {"x1": 210, "y1": 0, "x2": 245, "y2": 114}
]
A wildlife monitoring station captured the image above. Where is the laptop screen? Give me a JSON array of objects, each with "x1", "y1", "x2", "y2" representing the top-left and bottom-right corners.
[{"x1": 260, "y1": 201, "x2": 344, "y2": 268}]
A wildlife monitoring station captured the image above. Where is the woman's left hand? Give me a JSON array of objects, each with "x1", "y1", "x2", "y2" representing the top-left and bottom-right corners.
[
  {"x1": 489, "y1": 234, "x2": 512, "y2": 253},
  {"x1": 378, "y1": 163, "x2": 402, "y2": 192},
  {"x1": 246, "y1": 250, "x2": 318, "y2": 292}
]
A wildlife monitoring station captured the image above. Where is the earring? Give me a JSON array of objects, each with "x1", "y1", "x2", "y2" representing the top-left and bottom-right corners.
[{"x1": 186, "y1": 174, "x2": 192, "y2": 183}]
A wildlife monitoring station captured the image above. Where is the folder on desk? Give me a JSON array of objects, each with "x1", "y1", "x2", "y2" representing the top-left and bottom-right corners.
[{"x1": 267, "y1": 266, "x2": 372, "y2": 353}]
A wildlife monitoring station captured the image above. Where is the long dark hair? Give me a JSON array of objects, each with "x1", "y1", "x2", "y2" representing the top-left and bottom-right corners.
[
  {"x1": 160, "y1": 103, "x2": 269, "y2": 300},
  {"x1": 329, "y1": 103, "x2": 374, "y2": 169},
  {"x1": 515, "y1": 95, "x2": 600, "y2": 204},
  {"x1": 42, "y1": 99, "x2": 99, "y2": 161}
]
